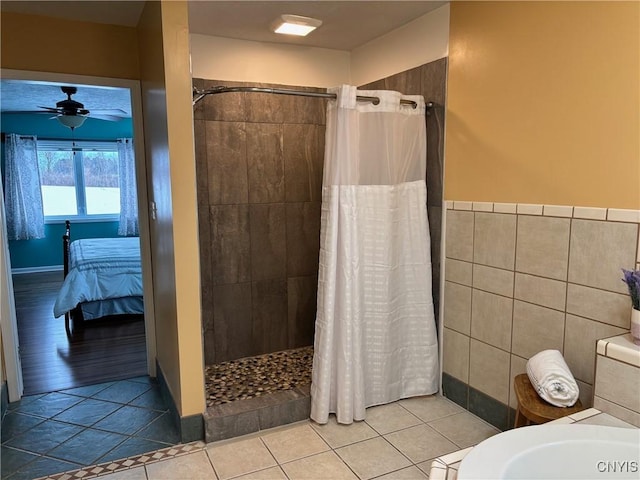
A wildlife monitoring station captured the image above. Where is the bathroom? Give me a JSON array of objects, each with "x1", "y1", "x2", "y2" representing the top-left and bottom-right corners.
[
  {"x1": 190, "y1": 1, "x2": 640, "y2": 475},
  {"x1": 188, "y1": 0, "x2": 639, "y2": 434},
  {"x1": 0, "y1": 1, "x2": 638, "y2": 478}
]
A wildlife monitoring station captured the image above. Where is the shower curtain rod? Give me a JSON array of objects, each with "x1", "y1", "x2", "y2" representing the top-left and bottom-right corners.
[{"x1": 193, "y1": 85, "x2": 434, "y2": 110}]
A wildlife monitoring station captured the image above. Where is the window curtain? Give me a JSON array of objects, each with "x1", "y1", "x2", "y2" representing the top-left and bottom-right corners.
[
  {"x1": 4, "y1": 134, "x2": 45, "y2": 240},
  {"x1": 310, "y1": 86, "x2": 439, "y2": 425},
  {"x1": 117, "y1": 138, "x2": 138, "y2": 236}
]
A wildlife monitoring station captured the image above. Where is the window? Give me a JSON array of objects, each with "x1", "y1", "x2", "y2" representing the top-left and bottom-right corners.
[{"x1": 37, "y1": 140, "x2": 120, "y2": 221}]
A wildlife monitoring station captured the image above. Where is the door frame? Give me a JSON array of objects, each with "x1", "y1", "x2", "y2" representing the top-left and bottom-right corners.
[
  {"x1": 1, "y1": 178, "x2": 23, "y2": 402},
  {"x1": 0, "y1": 69, "x2": 157, "y2": 401}
]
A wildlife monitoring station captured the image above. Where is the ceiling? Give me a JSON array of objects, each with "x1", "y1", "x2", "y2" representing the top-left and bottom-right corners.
[
  {"x1": 0, "y1": 80, "x2": 132, "y2": 118},
  {"x1": 1, "y1": 1, "x2": 446, "y2": 51},
  {"x1": 0, "y1": 1, "x2": 445, "y2": 114},
  {"x1": 187, "y1": 1, "x2": 446, "y2": 51}
]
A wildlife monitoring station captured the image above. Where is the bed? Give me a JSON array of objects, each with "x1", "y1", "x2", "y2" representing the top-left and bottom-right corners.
[{"x1": 53, "y1": 221, "x2": 144, "y2": 335}]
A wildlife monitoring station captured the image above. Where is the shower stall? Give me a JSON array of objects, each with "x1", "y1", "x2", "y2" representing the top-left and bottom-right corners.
[{"x1": 192, "y1": 58, "x2": 446, "y2": 440}]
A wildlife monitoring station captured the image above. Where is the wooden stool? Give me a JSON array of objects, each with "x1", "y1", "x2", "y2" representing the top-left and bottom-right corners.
[{"x1": 513, "y1": 374, "x2": 583, "y2": 428}]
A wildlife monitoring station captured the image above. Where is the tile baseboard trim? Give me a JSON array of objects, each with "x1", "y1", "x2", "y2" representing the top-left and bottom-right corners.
[
  {"x1": 156, "y1": 361, "x2": 205, "y2": 443},
  {"x1": 469, "y1": 386, "x2": 509, "y2": 431},
  {"x1": 446, "y1": 201, "x2": 640, "y2": 224},
  {"x1": 442, "y1": 372, "x2": 469, "y2": 410},
  {"x1": 180, "y1": 413, "x2": 205, "y2": 443},
  {"x1": 38, "y1": 441, "x2": 207, "y2": 480}
]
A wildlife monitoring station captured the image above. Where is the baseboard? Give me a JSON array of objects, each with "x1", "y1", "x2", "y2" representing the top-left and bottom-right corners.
[
  {"x1": 11, "y1": 265, "x2": 63, "y2": 275},
  {"x1": 156, "y1": 361, "x2": 204, "y2": 443}
]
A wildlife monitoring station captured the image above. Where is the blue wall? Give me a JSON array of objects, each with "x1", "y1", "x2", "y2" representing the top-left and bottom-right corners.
[
  {"x1": 1, "y1": 113, "x2": 134, "y2": 270},
  {"x1": 1, "y1": 114, "x2": 133, "y2": 141},
  {"x1": 9, "y1": 222, "x2": 120, "y2": 270}
]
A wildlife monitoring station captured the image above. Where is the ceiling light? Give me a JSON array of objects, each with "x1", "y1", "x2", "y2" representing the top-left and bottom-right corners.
[
  {"x1": 272, "y1": 14, "x2": 322, "y2": 37},
  {"x1": 57, "y1": 115, "x2": 87, "y2": 130}
]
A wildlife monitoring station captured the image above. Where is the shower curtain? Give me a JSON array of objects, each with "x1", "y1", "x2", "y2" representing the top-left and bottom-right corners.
[{"x1": 311, "y1": 85, "x2": 439, "y2": 425}]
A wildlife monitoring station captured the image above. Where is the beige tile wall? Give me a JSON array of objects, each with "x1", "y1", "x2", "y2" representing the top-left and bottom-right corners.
[{"x1": 443, "y1": 202, "x2": 639, "y2": 410}]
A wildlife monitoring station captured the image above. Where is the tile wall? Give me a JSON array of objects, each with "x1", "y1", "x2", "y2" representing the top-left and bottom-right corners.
[
  {"x1": 594, "y1": 333, "x2": 640, "y2": 426},
  {"x1": 442, "y1": 201, "x2": 640, "y2": 430},
  {"x1": 193, "y1": 79, "x2": 326, "y2": 364},
  {"x1": 193, "y1": 58, "x2": 448, "y2": 366}
]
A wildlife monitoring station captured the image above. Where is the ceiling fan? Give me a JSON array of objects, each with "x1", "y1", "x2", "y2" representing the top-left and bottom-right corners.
[{"x1": 38, "y1": 86, "x2": 128, "y2": 130}]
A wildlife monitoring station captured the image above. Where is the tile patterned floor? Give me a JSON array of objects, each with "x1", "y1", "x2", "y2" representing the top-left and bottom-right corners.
[
  {"x1": 42, "y1": 395, "x2": 500, "y2": 480},
  {"x1": 205, "y1": 347, "x2": 313, "y2": 407},
  {"x1": 1, "y1": 377, "x2": 180, "y2": 480}
]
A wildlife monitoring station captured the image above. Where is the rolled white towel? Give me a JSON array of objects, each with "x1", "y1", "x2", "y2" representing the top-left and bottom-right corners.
[{"x1": 526, "y1": 349, "x2": 580, "y2": 407}]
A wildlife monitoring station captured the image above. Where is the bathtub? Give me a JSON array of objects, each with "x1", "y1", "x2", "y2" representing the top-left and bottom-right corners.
[{"x1": 457, "y1": 424, "x2": 640, "y2": 480}]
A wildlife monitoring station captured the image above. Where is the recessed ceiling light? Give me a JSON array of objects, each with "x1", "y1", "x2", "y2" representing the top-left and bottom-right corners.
[{"x1": 272, "y1": 14, "x2": 322, "y2": 37}]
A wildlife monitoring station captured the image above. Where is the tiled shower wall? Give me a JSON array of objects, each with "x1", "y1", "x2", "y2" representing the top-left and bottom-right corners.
[
  {"x1": 442, "y1": 202, "x2": 640, "y2": 430},
  {"x1": 193, "y1": 79, "x2": 326, "y2": 364},
  {"x1": 193, "y1": 57, "x2": 447, "y2": 365}
]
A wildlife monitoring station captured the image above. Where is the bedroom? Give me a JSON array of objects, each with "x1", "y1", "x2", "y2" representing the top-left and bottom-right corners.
[{"x1": 0, "y1": 78, "x2": 149, "y2": 396}]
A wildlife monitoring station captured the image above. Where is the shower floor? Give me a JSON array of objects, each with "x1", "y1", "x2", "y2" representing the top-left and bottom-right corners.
[{"x1": 204, "y1": 346, "x2": 313, "y2": 407}]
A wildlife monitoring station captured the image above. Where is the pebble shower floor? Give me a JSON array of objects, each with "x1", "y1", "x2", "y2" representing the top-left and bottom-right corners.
[{"x1": 204, "y1": 346, "x2": 313, "y2": 407}]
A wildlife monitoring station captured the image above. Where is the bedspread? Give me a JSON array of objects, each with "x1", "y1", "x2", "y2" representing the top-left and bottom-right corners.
[{"x1": 53, "y1": 237, "x2": 142, "y2": 318}]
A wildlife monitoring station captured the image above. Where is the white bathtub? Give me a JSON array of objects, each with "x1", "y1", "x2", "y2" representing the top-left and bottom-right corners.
[{"x1": 457, "y1": 424, "x2": 640, "y2": 480}]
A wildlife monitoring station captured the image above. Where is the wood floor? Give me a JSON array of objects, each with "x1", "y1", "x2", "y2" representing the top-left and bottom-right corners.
[{"x1": 12, "y1": 271, "x2": 147, "y2": 396}]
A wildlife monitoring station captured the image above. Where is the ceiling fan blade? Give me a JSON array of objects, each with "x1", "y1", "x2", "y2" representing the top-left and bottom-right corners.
[
  {"x1": 89, "y1": 108, "x2": 128, "y2": 116},
  {"x1": 88, "y1": 113, "x2": 124, "y2": 122},
  {"x1": 38, "y1": 106, "x2": 61, "y2": 113},
  {"x1": 2, "y1": 110, "x2": 55, "y2": 115}
]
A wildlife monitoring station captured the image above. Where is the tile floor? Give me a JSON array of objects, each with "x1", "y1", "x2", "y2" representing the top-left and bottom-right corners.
[
  {"x1": 56, "y1": 395, "x2": 499, "y2": 480},
  {"x1": 1, "y1": 377, "x2": 180, "y2": 480}
]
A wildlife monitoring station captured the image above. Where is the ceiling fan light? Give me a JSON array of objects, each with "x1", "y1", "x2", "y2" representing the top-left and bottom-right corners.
[
  {"x1": 272, "y1": 14, "x2": 322, "y2": 36},
  {"x1": 57, "y1": 115, "x2": 87, "y2": 130}
]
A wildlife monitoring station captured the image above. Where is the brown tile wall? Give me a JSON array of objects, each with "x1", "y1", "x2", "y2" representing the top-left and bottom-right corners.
[
  {"x1": 194, "y1": 80, "x2": 325, "y2": 364},
  {"x1": 195, "y1": 59, "x2": 447, "y2": 364}
]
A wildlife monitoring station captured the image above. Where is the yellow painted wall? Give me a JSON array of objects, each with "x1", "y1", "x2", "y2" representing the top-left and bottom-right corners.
[
  {"x1": 0, "y1": 12, "x2": 139, "y2": 79},
  {"x1": 161, "y1": 1, "x2": 205, "y2": 416},
  {"x1": 137, "y1": 1, "x2": 204, "y2": 417},
  {"x1": 446, "y1": 1, "x2": 640, "y2": 209}
]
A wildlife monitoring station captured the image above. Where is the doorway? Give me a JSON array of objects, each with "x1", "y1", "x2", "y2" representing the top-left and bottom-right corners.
[{"x1": 0, "y1": 69, "x2": 156, "y2": 401}]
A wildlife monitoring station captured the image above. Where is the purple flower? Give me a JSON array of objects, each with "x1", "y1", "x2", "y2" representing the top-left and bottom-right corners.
[{"x1": 622, "y1": 268, "x2": 640, "y2": 310}]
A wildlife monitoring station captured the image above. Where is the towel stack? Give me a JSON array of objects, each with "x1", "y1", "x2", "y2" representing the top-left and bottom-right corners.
[{"x1": 526, "y1": 350, "x2": 580, "y2": 407}]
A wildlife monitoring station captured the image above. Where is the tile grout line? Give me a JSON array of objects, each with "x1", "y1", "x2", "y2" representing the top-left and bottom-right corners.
[
  {"x1": 507, "y1": 213, "x2": 519, "y2": 412},
  {"x1": 466, "y1": 211, "x2": 475, "y2": 410},
  {"x1": 36, "y1": 400, "x2": 497, "y2": 480},
  {"x1": 12, "y1": 382, "x2": 169, "y2": 468},
  {"x1": 10, "y1": 381, "x2": 179, "y2": 480}
]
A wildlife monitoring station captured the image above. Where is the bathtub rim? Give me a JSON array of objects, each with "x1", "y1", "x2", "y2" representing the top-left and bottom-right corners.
[{"x1": 457, "y1": 423, "x2": 640, "y2": 480}]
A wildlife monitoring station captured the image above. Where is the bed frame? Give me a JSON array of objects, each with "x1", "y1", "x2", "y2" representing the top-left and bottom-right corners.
[
  {"x1": 62, "y1": 220, "x2": 83, "y2": 335},
  {"x1": 62, "y1": 221, "x2": 145, "y2": 337}
]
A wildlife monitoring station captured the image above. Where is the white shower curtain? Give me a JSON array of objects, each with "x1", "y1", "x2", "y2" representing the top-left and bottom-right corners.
[{"x1": 311, "y1": 85, "x2": 439, "y2": 425}]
